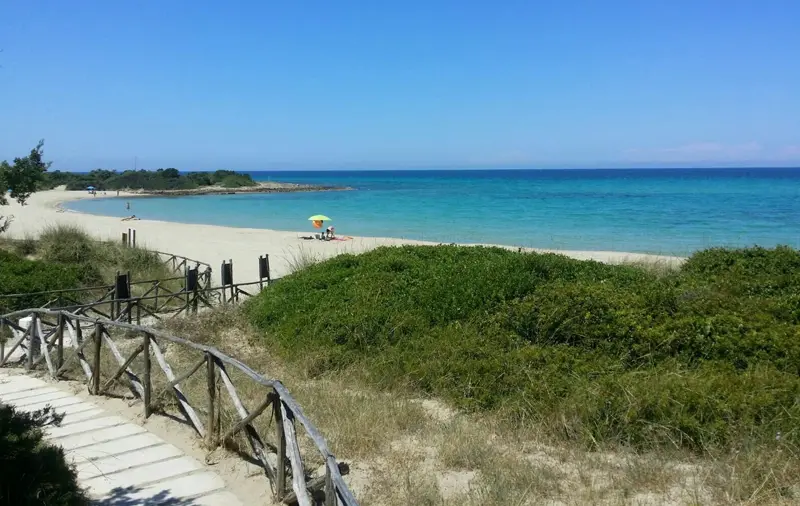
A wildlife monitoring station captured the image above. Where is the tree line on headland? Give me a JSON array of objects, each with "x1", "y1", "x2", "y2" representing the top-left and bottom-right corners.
[{"x1": 42, "y1": 168, "x2": 258, "y2": 191}]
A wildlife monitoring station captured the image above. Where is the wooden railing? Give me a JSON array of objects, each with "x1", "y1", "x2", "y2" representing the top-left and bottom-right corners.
[
  {"x1": 0, "y1": 249, "x2": 213, "y2": 316},
  {"x1": 152, "y1": 250, "x2": 213, "y2": 288},
  {"x1": 46, "y1": 279, "x2": 266, "y2": 325},
  {"x1": 0, "y1": 308, "x2": 358, "y2": 505}
]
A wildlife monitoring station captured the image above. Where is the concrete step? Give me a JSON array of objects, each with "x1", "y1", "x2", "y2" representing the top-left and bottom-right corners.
[{"x1": 0, "y1": 369, "x2": 247, "y2": 505}]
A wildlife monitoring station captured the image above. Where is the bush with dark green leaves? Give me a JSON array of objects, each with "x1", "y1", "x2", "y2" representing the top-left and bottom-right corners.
[
  {"x1": 0, "y1": 250, "x2": 89, "y2": 312},
  {"x1": 0, "y1": 404, "x2": 88, "y2": 506},
  {"x1": 247, "y1": 245, "x2": 800, "y2": 451}
]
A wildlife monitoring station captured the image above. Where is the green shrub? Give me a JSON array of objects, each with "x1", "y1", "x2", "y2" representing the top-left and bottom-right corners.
[
  {"x1": 563, "y1": 361, "x2": 800, "y2": 450},
  {"x1": 0, "y1": 250, "x2": 88, "y2": 312},
  {"x1": 219, "y1": 174, "x2": 257, "y2": 188},
  {"x1": 37, "y1": 224, "x2": 95, "y2": 265},
  {"x1": 13, "y1": 235, "x2": 38, "y2": 257},
  {"x1": 35, "y1": 224, "x2": 168, "y2": 284},
  {"x1": 0, "y1": 225, "x2": 175, "y2": 312},
  {"x1": 247, "y1": 245, "x2": 800, "y2": 452},
  {"x1": 0, "y1": 404, "x2": 88, "y2": 505}
]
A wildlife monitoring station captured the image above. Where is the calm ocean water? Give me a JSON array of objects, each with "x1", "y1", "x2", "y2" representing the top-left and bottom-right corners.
[{"x1": 66, "y1": 169, "x2": 800, "y2": 256}]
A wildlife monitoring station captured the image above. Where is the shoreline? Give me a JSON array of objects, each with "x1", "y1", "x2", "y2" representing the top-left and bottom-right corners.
[
  {"x1": 122, "y1": 181, "x2": 352, "y2": 197},
  {"x1": 5, "y1": 189, "x2": 686, "y2": 282}
]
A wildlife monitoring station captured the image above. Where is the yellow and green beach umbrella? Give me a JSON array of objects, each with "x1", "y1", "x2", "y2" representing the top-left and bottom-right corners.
[
  {"x1": 307, "y1": 215, "x2": 332, "y2": 222},
  {"x1": 309, "y1": 214, "x2": 331, "y2": 229}
]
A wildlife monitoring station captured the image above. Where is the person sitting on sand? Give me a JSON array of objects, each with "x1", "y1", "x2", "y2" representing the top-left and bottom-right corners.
[
  {"x1": 121, "y1": 215, "x2": 139, "y2": 221},
  {"x1": 325, "y1": 226, "x2": 335, "y2": 239}
]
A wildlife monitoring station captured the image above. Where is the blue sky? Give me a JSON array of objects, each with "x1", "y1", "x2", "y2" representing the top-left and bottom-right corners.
[{"x1": 1, "y1": 1, "x2": 799, "y2": 170}]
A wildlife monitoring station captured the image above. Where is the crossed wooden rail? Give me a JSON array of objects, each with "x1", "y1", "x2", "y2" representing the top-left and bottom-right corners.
[
  {"x1": 152, "y1": 250, "x2": 213, "y2": 288},
  {"x1": 0, "y1": 308, "x2": 358, "y2": 506}
]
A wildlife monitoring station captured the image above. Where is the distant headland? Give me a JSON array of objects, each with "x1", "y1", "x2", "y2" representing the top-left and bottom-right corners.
[{"x1": 42, "y1": 168, "x2": 350, "y2": 196}]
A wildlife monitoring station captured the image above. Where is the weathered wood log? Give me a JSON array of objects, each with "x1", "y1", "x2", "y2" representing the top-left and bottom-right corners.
[
  {"x1": 325, "y1": 465, "x2": 335, "y2": 506},
  {"x1": 280, "y1": 401, "x2": 312, "y2": 506},
  {"x1": 273, "y1": 383, "x2": 357, "y2": 505},
  {"x1": 282, "y1": 463, "x2": 350, "y2": 506},
  {"x1": 215, "y1": 358, "x2": 278, "y2": 483},
  {"x1": 150, "y1": 336, "x2": 205, "y2": 437},
  {"x1": 1, "y1": 318, "x2": 28, "y2": 334},
  {"x1": 143, "y1": 333, "x2": 152, "y2": 418},
  {"x1": 274, "y1": 391, "x2": 287, "y2": 498},
  {"x1": 56, "y1": 320, "x2": 93, "y2": 380},
  {"x1": 220, "y1": 396, "x2": 272, "y2": 446},
  {"x1": 281, "y1": 464, "x2": 349, "y2": 506},
  {"x1": 206, "y1": 352, "x2": 216, "y2": 448},
  {"x1": 162, "y1": 356, "x2": 206, "y2": 392},
  {"x1": 32, "y1": 326, "x2": 61, "y2": 368},
  {"x1": 92, "y1": 322, "x2": 103, "y2": 394},
  {"x1": 137, "y1": 302, "x2": 161, "y2": 321},
  {"x1": 56, "y1": 314, "x2": 65, "y2": 372},
  {"x1": 37, "y1": 316, "x2": 56, "y2": 377},
  {"x1": 0, "y1": 323, "x2": 31, "y2": 367},
  {"x1": 101, "y1": 342, "x2": 144, "y2": 393},
  {"x1": 282, "y1": 474, "x2": 327, "y2": 505},
  {"x1": 26, "y1": 314, "x2": 39, "y2": 371},
  {"x1": 101, "y1": 330, "x2": 145, "y2": 398}
]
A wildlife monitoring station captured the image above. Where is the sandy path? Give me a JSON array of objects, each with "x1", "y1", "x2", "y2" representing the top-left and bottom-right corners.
[{"x1": 2, "y1": 189, "x2": 684, "y2": 283}]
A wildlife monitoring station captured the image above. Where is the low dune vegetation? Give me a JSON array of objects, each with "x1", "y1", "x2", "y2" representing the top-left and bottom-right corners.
[
  {"x1": 0, "y1": 224, "x2": 179, "y2": 312},
  {"x1": 246, "y1": 245, "x2": 800, "y2": 455}
]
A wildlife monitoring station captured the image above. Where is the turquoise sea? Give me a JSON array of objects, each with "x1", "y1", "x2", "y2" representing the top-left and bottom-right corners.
[{"x1": 66, "y1": 169, "x2": 800, "y2": 256}]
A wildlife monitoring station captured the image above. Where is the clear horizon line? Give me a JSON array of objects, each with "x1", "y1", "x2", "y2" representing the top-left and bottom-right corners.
[{"x1": 59, "y1": 164, "x2": 800, "y2": 173}]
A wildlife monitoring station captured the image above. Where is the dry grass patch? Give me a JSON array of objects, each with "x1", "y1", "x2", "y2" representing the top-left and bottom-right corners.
[
  {"x1": 161, "y1": 308, "x2": 434, "y2": 459},
  {"x1": 283, "y1": 244, "x2": 324, "y2": 274}
]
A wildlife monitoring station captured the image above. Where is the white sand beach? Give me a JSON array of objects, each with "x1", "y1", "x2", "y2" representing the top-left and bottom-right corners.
[{"x1": 2, "y1": 189, "x2": 684, "y2": 283}]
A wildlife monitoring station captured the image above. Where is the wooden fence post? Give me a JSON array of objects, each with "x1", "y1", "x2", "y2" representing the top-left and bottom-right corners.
[
  {"x1": 206, "y1": 352, "x2": 216, "y2": 448},
  {"x1": 229, "y1": 259, "x2": 235, "y2": 302},
  {"x1": 0, "y1": 319, "x2": 5, "y2": 365},
  {"x1": 27, "y1": 314, "x2": 38, "y2": 371},
  {"x1": 92, "y1": 322, "x2": 103, "y2": 394},
  {"x1": 184, "y1": 265, "x2": 191, "y2": 314},
  {"x1": 221, "y1": 261, "x2": 229, "y2": 304},
  {"x1": 259, "y1": 254, "x2": 271, "y2": 290},
  {"x1": 325, "y1": 464, "x2": 335, "y2": 506},
  {"x1": 274, "y1": 391, "x2": 286, "y2": 498},
  {"x1": 56, "y1": 313, "x2": 65, "y2": 373},
  {"x1": 75, "y1": 320, "x2": 83, "y2": 346},
  {"x1": 143, "y1": 333, "x2": 152, "y2": 418}
]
